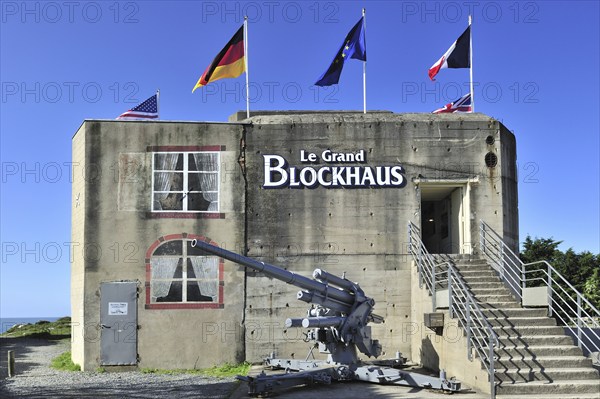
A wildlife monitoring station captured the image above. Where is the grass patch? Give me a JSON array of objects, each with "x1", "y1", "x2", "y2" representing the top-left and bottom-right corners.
[
  {"x1": 1, "y1": 317, "x2": 71, "y2": 339},
  {"x1": 202, "y1": 362, "x2": 251, "y2": 377},
  {"x1": 50, "y1": 351, "x2": 81, "y2": 371},
  {"x1": 141, "y1": 362, "x2": 251, "y2": 378}
]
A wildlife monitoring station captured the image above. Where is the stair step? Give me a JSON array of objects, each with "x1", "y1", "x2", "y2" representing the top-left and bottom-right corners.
[
  {"x1": 470, "y1": 287, "x2": 513, "y2": 295},
  {"x1": 495, "y1": 367, "x2": 600, "y2": 383},
  {"x1": 463, "y1": 276, "x2": 509, "y2": 283},
  {"x1": 456, "y1": 268, "x2": 494, "y2": 274},
  {"x1": 491, "y1": 356, "x2": 593, "y2": 369},
  {"x1": 469, "y1": 287, "x2": 515, "y2": 299},
  {"x1": 475, "y1": 294, "x2": 519, "y2": 303},
  {"x1": 480, "y1": 301, "x2": 523, "y2": 309},
  {"x1": 488, "y1": 317, "x2": 557, "y2": 327},
  {"x1": 454, "y1": 259, "x2": 489, "y2": 265},
  {"x1": 492, "y1": 325, "x2": 566, "y2": 336},
  {"x1": 459, "y1": 269, "x2": 499, "y2": 276},
  {"x1": 495, "y1": 379, "x2": 600, "y2": 394},
  {"x1": 496, "y1": 335, "x2": 576, "y2": 347},
  {"x1": 455, "y1": 263, "x2": 493, "y2": 269},
  {"x1": 493, "y1": 345, "x2": 583, "y2": 358},
  {"x1": 482, "y1": 308, "x2": 548, "y2": 318},
  {"x1": 467, "y1": 282, "x2": 508, "y2": 289}
]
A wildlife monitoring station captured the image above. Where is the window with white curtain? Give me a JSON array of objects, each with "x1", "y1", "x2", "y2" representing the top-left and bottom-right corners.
[
  {"x1": 150, "y1": 239, "x2": 219, "y2": 303},
  {"x1": 152, "y1": 152, "x2": 219, "y2": 212}
]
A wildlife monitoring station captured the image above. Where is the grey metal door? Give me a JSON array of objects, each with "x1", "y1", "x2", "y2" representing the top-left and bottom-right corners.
[{"x1": 100, "y1": 281, "x2": 138, "y2": 365}]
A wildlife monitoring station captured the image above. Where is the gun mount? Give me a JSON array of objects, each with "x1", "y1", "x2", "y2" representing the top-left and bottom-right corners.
[{"x1": 191, "y1": 239, "x2": 460, "y2": 396}]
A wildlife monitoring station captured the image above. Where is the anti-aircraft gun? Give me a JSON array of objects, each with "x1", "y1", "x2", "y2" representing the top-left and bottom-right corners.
[{"x1": 191, "y1": 238, "x2": 460, "y2": 396}]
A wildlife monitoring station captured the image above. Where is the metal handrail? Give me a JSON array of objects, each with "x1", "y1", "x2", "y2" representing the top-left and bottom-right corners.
[
  {"x1": 480, "y1": 220, "x2": 600, "y2": 355},
  {"x1": 409, "y1": 222, "x2": 498, "y2": 398}
]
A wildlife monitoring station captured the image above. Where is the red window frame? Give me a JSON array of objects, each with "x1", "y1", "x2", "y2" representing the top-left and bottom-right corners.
[{"x1": 145, "y1": 233, "x2": 224, "y2": 309}]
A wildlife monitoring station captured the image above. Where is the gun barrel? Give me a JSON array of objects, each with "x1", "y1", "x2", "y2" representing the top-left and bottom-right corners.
[
  {"x1": 302, "y1": 317, "x2": 346, "y2": 328},
  {"x1": 313, "y1": 269, "x2": 356, "y2": 292},
  {"x1": 297, "y1": 290, "x2": 352, "y2": 314},
  {"x1": 285, "y1": 318, "x2": 304, "y2": 328},
  {"x1": 191, "y1": 239, "x2": 356, "y2": 306}
]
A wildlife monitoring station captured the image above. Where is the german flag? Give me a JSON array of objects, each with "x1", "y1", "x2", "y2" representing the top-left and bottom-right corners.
[{"x1": 192, "y1": 25, "x2": 245, "y2": 92}]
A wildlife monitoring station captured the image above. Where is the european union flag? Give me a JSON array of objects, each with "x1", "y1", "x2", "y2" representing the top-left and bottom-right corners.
[{"x1": 315, "y1": 17, "x2": 366, "y2": 87}]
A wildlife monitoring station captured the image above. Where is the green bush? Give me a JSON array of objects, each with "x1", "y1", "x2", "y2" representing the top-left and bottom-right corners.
[
  {"x1": 1, "y1": 317, "x2": 71, "y2": 338},
  {"x1": 50, "y1": 351, "x2": 81, "y2": 371}
]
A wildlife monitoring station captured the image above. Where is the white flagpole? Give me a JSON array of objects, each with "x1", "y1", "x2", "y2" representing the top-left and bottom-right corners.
[
  {"x1": 244, "y1": 16, "x2": 250, "y2": 119},
  {"x1": 362, "y1": 8, "x2": 367, "y2": 114},
  {"x1": 469, "y1": 15, "x2": 474, "y2": 112},
  {"x1": 156, "y1": 89, "x2": 160, "y2": 119}
]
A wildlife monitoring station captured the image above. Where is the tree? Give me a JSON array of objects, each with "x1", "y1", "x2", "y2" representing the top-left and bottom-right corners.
[
  {"x1": 520, "y1": 237, "x2": 600, "y2": 321},
  {"x1": 583, "y1": 268, "x2": 600, "y2": 311},
  {"x1": 520, "y1": 236, "x2": 562, "y2": 265}
]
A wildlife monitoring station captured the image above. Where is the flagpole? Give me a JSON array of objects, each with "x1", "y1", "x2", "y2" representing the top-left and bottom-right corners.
[
  {"x1": 244, "y1": 16, "x2": 250, "y2": 119},
  {"x1": 156, "y1": 89, "x2": 160, "y2": 119},
  {"x1": 469, "y1": 15, "x2": 474, "y2": 112},
  {"x1": 362, "y1": 8, "x2": 366, "y2": 114}
]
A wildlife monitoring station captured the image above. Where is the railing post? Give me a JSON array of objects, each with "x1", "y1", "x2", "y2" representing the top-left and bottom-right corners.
[
  {"x1": 489, "y1": 332, "x2": 496, "y2": 398},
  {"x1": 448, "y1": 267, "x2": 453, "y2": 318},
  {"x1": 547, "y1": 264, "x2": 553, "y2": 317},
  {"x1": 480, "y1": 221, "x2": 485, "y2": 256},
  {"x1": 417, "y1": 248, "x2": 423, "y2": 289},
  {"x1": 577, "y1": 295, "x2": 582, "y2": 349},
  {"x1": 499, "y1": 244, "x2": 504, "y2": 277},
  {"x1": 521, "y1": 261, "x2": 526, "y2": 295},
  {"x1": 432, "y1": 260, "x2": 436, "y2": 310},
  {"x1": 466, "y1": 295, "x2": 472, "y2": 361}
]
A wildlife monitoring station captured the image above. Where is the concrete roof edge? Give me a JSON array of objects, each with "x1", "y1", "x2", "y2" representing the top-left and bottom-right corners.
[
  {"x1": 72, "y1": 119, "x2": 252, "y2": 139},
  {"x1": 79, "y1": 119, "x2": 251, "y2": 125},
  {"x1": 235, "y1": 111, "x2": 498, "y2": 124},
  {"x1": 72, "y1": 112, "x2": 510, "y2": 138}
]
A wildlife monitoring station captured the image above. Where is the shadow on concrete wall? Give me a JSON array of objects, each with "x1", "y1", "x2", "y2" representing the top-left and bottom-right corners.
[{"x1": 420, "y1": 336, "x2": 440, "y2": 373}]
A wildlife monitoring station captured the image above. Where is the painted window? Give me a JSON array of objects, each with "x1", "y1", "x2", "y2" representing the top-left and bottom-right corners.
[
  {"x1": 146, "y1": 236, "x2": 224, "y2": 309},
  {"x1": 152, "y1": 152, "x2": 219, "y2": 213}
]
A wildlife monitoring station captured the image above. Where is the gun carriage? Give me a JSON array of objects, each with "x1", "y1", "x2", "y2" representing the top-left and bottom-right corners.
[{"x1": 191, "y1": 239, "x2": 460, "y2": 396}]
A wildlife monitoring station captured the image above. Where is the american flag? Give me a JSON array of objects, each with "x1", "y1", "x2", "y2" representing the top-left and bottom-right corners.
[
  {"x1": 432, "y1": 93, "x2": 472, "y2": 114},
  {"x1": 117, "y1": 93, "x2": 159, "y2": 120}
]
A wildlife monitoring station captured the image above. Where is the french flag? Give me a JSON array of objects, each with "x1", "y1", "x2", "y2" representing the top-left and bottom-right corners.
[
  {"x1": 428, "y1": 26, "x2": 471, "y2": 81},
  {"x1": 432, "y1": 93, "x2": 472, "y2": 114}
]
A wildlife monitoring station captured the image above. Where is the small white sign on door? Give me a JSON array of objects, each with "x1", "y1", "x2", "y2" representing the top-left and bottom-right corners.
[{"x1": 108, "y1": 302, "x2": 128, "y2": 316}]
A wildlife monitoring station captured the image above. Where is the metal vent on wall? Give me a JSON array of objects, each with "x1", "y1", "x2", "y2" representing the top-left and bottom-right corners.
[{"x1": 485, "y1": 152, "x2": 497, "y2": 168}]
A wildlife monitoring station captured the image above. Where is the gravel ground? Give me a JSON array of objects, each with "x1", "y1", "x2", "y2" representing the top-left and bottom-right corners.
[
  {"x1": 0, "y1": 337, "x2": 239, "y2": 398},
  {"x1": 0, "y1": 338, "x2": 488, "y2": 398}
]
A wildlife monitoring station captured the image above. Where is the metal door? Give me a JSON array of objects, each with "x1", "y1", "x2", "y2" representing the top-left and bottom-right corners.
[{"x1": 100, "y1": 281, "x2": 138, "y2": 365}]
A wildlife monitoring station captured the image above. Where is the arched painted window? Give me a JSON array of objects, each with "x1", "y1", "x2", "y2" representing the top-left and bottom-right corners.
[{"x1": 145, "y1": 234, "x2": 224, "y2": 309}]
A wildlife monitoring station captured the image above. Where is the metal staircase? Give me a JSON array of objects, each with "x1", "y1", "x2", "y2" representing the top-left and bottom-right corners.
[{"x1": 408, "y1": 221, "x2": 600, "y2": 398}]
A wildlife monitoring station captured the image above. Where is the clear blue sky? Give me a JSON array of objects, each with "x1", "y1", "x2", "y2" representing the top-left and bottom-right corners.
[{"x1": 1, "y1": 1, "x2": 598, "y2": 317}]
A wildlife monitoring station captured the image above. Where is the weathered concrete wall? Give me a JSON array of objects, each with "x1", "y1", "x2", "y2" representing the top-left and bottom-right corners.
[
  {"x1": 71, "y1": 123, "x2": 86, "y2": 368},
  {"x1": 242, "y1": 112, "x2": 517, "y2": 363},
  {"x1": 500, "y1": 125, "x2": 519, "y2": 253},
  {"x1": 72, "y1": 120, "x2": 246, "y2": 370}
]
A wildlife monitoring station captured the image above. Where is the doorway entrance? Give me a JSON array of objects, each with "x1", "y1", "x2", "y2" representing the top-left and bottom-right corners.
[
  {"x1": 420, "y1": 183, "x2": 471, "y2": 254},
  {"x1": 100, "y1": 281, "x2": 138, "y2": 366}
]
